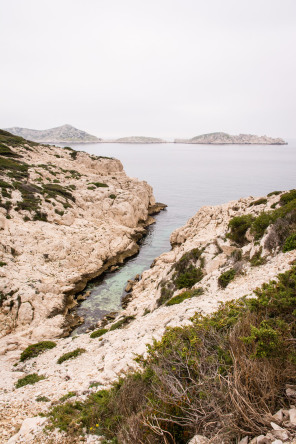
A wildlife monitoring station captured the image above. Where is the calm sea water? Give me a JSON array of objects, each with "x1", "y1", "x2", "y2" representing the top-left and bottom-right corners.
[{"x1": 72, "y1": 141, "x2": 296, "y2": 333}]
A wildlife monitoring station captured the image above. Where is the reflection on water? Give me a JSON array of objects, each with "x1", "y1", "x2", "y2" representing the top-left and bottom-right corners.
[{"x1": 72, "y1": 141, "x2": 296, "y2": 334}]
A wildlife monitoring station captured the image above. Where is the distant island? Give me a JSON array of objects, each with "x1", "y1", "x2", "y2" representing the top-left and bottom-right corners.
[
  {"x1": 4, "y1": 124, "x2": 101, "y2": 144},
  {"x1": 3, "y1": 127, "x2": 287, "y2": 145},
  {"x1": 175, "y1": 132, "x2": 287, "y2": 145},
  {"x1": 114, "y1": 136, "x2": 166, "y2": 144}
]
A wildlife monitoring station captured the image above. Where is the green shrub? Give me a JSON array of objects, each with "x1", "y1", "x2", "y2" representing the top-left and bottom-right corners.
[
  {"x1": 280, "y1": 189, "x2": 296, "y2": 205},
  {"x1": 230, "y1": 248, "x2": 242, "y2": 262},
  {"x1": 20, "y1": 341, "x2": 56, "y2": 362},
  {"x1": 227, "y1": 215, "x2": 254, "y2": 245},
  {"x1": 0, "y1": 261, "x2": 7, "y2": 267},
  {"x1": 36, "y1": 395, "x2": 50, "y2": 402},
  {"x1": 109, "y1": 316, "x2": 135, "y2": 331},
  {"x1": 60, "y1": 392, "x2": 77, "y2": 402},
  {"x1": 70, "y1": 151, "x2": 78, "y2": 160},
  {"x1": 171, "y1": 248, "x2": 204, "y2": 290},
  {"x1": 249, "y1": 198, "x2": 267, "y2": 207},
  {"x1": 16, "y1": 373, "x2": 45, "y2": 388},
  {"x1": 267, "y1": 190, "x2": 282, "y2": 197},
  {"x1": 89, "y1": 182, "x2": 108, "y2": 188},
  {"x1": 174, "y1": 265, "x2": 203, "y2": 289},
  {"x1": 283, "y1": 233, "x2": 296, "y2": 252},
  {"x1": 166, "y1": 288, "x2": 204, "y2": 306},
  {"x1": 218, "y1": 269, "x2": 236, "y2": 288},
  {"x1": 90, "y1": 328, "x2": 108, "y2": 339},
  {"x1": 0, "y1": 157, "x2": 29, "y2": 179},
  {"x1": 250, "y1": 247, "x2": 267, "y2": 267},
  {"x1": 43, "y1": 183, "x2": 75, "y2": 202},
  {"x1": 251, "y1": 212, "x2": 272, "y2": 239},
  {"x1": 33, "y1": 210, "x2": 48, "y2": 222},
  {"x1": 55, "y1": 209, "x2": 64, "y2": 216},
  {"x1": 156, "y1": 283, "x2": 174, "y2": 306},
  {"x1": 57, "y1": 348, "x2": 86, "y2": 364},
  {"x1": 0, "y1": 143, "x2": 21, "y2": 157},
  {"x1": 109, "y1": 194, "x2": 116, "y2": 199}
]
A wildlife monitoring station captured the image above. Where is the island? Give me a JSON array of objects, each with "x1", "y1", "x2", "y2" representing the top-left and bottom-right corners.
[
  {"x1": 4, "y1": 124, "x2": 101, "y2": 144},
  {"x1": 114, "y1": 136, "x2": 166, "y2": 143},
  {"x1": 175, "y1": 132, "x2": 287, "y2": 145}
]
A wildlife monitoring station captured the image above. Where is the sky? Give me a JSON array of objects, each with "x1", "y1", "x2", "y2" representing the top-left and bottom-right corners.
[{"x1": 1, "y1": 0, "x2": 296, "y2": 139}]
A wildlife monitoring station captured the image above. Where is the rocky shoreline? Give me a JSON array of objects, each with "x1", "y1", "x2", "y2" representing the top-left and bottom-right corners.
[
  {"x1": 0, "y1": 130, "x2": 166, "y2": 350},
  {"x1": 1, "y1": 186, "x2": 296, "y2": 442}
]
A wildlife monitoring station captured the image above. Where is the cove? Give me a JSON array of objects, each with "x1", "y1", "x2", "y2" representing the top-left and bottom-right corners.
[{"x1": 72, "y1": 141, "x2": 296, "y2": 334}]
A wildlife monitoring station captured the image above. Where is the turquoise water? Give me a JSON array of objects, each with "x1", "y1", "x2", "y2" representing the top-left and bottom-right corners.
[{"x1": 72, "y1": 141, "x2": 296, "y2": 333}]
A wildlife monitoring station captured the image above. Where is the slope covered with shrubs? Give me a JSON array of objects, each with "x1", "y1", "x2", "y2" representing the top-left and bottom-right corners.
[{"x1": 48, "y1": 265, "x2": 296, "y2": 443}]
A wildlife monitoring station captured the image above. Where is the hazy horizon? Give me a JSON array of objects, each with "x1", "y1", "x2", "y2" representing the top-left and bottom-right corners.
[{"x1": 1, "y1": 0, "x2": 296, "y2": 139}]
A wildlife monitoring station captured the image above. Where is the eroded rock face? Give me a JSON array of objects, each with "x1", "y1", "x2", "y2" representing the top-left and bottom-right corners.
[{"x1": 0, "y1": 140, "x2": 157, "y2": 344}]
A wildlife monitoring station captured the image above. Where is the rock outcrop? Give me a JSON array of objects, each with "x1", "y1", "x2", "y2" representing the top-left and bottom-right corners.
[
  {"x1": 1, "y1": 187, "x2": 296, "y2": 442},
  {"x1": 175, "y1": 132, "x2": 287, "y2": 144},
  {"x1": 0, "y1": 131, "x2": 161, "y2": 346},
  {"x1": 4, "y1": 124, "x2": 101, "y2": 144}
]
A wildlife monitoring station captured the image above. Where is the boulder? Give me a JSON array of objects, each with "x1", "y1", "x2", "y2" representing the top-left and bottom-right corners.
[{"x1": 7, "y1": 416, "x2": 47, "y2": 443}]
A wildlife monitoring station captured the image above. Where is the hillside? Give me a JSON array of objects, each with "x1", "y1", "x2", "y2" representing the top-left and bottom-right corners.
[
  {"x1": 1, "y1": 182, "x2": 296, "y2": 443},
  {"x1": 4, "y1": 124, "x2": 101, "y2": 144},
  {"x1": 175, "y1": 132, "x2": 287, "y2": 145}
]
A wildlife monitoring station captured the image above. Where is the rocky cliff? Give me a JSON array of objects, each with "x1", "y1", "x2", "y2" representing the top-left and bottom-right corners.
[
  {"x1": 175, "y1": 132, "x2": 287, "y2": 144},
  {"x1": 4, "y1": 124, "x2": 101, "y2": 144},
  {"x1": 1, "y1": 185, "x2": 296, "y2": 442},
  {"x1": 0, "y1": 130, "x2": 163, "y2": 348}
]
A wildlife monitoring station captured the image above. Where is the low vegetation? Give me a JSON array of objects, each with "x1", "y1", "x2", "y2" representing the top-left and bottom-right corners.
[
  {"x1": 0, "y1": 129, "x2": 37, "y2": 148},
  {"x1": 60, "y1": 392, "x2": 77, "y2": 402},
  {"x1": 20, "y1": 341, "x2": 57, "y2": 362},
  {"x1": 109, "y1": 316, "x2": 135, "y2": 331},
  {"x1": 157, "y1": 249, "x2": 205, "y2": 306},
  {"x1": 36, "y1": 395, "x2": 50, "y2": 402},
  {"x1": 48, "y1": 266, "x2": 296, "y2": 443},
  {"x1": 89, "y1": 182, "x2": 109, "y2": 188},
  {"x1": 283, "y1": 233, "x2": 296, "y2": 252},
  {"x1": 250, "y1": 247, "x2": 267, "y2": 267},
  {"x1": 90, "y1": 328, "x2": 108, "y2": 339},
  {"x1": 227, "y1": 190, "x2": 296, "y2": 249},
  {"x1": 16, "y1": 373, "x2": 45, "y2": 388},
  {"x1": 227, "y1": 215, "x2": 254, "y2": 245},
  {"x1": 57, "y1": 348, "x2": 86, "y2": 364},
  {"x1": 166, "y1": 287, "x2": 203, "y2": 306},
  {"x1": 249, "y1": 198, "x2": 267, "y2": 207},
  {"x1": 218, "y1": 268, "x2": 236, "y2": 288}
]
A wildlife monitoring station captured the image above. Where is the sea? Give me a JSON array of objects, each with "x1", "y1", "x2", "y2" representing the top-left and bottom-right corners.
[{"x1": 70, "y1": 141, "x2": 296, "y2": 333}]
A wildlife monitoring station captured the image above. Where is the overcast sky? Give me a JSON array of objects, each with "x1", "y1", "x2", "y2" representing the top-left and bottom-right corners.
[{"x1": 1, "y1": 0, "x2": 295, "y2": 138}]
